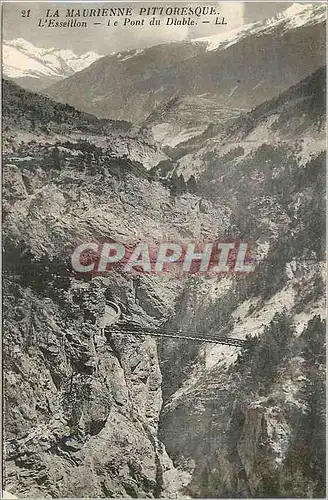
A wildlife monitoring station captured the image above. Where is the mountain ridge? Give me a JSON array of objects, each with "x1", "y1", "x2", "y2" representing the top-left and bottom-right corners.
[
  {"x1": 44, "y1": 3, "x2": 326, "y2": 123},
  {"x1": 3, "y1": 38, "x2": 102, "y2": 91}
]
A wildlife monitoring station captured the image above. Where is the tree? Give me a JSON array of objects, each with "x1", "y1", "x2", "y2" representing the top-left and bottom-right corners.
[
  {"x1": 301, "y1": 315, "x2": 325, "y2": 365},
  {"x1": 51, "y1": 145, "x2": 61, "y2": 170},
  {"x1": 284, "y1": 317, "x2": 326, "y2": 497},
  {"x1": 236, "y1": 310, "x2": 294, "y2": 389},
  {"x1": 169, "y1": 171, "x2": 187, "y2": 196},
  {"x1": 187, "y1": 175, "x2": 197, "y2": 193}
]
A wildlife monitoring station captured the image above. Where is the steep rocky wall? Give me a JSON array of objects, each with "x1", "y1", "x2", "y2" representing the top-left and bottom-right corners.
[
  {"x1": 158, "y1": 262, "x2": 325, "y2": 498},
  {"x1": 4, "y1": 270, "x2": 186, "y2": 498},
  {"x1": 3, "y1": 123, "x2": 226, "y2": 498},
  {"x1": 3, "y1": 69, "x2": 325, "y2": 498}
]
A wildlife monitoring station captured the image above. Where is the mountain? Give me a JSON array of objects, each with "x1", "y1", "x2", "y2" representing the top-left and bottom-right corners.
[
  {"x1": 170, "y1": 65, "x2": 326, "y2": 181},
  {"x1": 2, "y1": 79, "x2": 166, "y2": 170},
  {"x1": 2, "y1": 61, "x2": 326, "y2": 499},
  {"x1": 143, "y1": 95, "x2": 246, "y2": 148},
  {"x1": 45, "y1": 3, "x2": 326, "y2": 128},
  {"x1": 193, "y1": 2, "x2": 327, "y2": 51},
  {"x1": 156, "y1": 66, "x2": 326, "y2": 498},
  {"x1": 3, "y1": 38, "x2": 101, "y2": 91},
  {"x1": 45, "y1": 40, "x2": 209, "y2": 122}
]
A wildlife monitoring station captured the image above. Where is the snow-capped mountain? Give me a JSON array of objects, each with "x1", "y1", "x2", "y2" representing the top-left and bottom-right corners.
[
  {"x1": 45, "y1": 2, "x2": 326, "y2": 124},
  {"x1": 3, "y1": 38, "x2": 101, "y2": 91},
  {"x1": 194, "y1": 3, "x2": 327, "y2": 51}
]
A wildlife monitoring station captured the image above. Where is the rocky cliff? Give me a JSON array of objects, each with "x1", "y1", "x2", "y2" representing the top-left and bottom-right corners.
[
  {"x1": 3, "y1": 66, "x2": 326, "y2": 498},
  {"x1": 3, "y1": 80, "x2": 226, "y2": 498}
]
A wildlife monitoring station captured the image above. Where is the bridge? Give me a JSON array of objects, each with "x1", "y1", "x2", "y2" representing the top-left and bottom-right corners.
[
  {"x1": 106, "y1": 324, "x2": 246, "y2": 347},
  {"x1": 101, "y1": 301, "x2": 246, "y2": 347}
]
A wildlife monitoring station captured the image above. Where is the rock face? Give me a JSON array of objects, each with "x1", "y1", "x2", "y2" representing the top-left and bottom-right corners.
[
  {"x1": 3, "y1": 80, "x2": 226, "y2": 498},
  {"x1": 2, "y1": 61, "x2": 326, "y2": 500},
  {"x1": 4, "y1": 275, "x2": 182, "y2": 498},
  {"x1": 156, "y1": 66, "x2": 326, "y2": 498}
]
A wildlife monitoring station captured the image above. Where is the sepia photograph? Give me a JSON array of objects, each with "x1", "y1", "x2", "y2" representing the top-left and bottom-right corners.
[{"x1": 2, "y1": 1, "x2": 326, "y2": 498}]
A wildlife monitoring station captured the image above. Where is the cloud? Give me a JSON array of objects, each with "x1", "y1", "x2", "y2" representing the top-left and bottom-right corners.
[
  {"x1": 187, "y1": 2, "x2": 245, "y2": 38},
  {"x1": 101, "y1": 2, "x2": 245, "y2": 53},
  {"x1": 3, "y1": 1, "x2": 245, "y2": 55}
]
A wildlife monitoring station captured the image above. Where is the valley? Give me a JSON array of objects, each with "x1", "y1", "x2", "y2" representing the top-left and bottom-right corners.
[{"x1": 2, "y1": 3, "x2": 326, "y2": 498}]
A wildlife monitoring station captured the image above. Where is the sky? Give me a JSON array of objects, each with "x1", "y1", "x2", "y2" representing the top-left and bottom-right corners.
[{"x1": 2, "y1": 2, "x2": 307, "y2": 55}]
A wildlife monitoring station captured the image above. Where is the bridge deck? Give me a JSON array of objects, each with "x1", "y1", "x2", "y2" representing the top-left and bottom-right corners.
[{"x1": 106, "y1": 326, "x2": 246, "y2": 347}]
